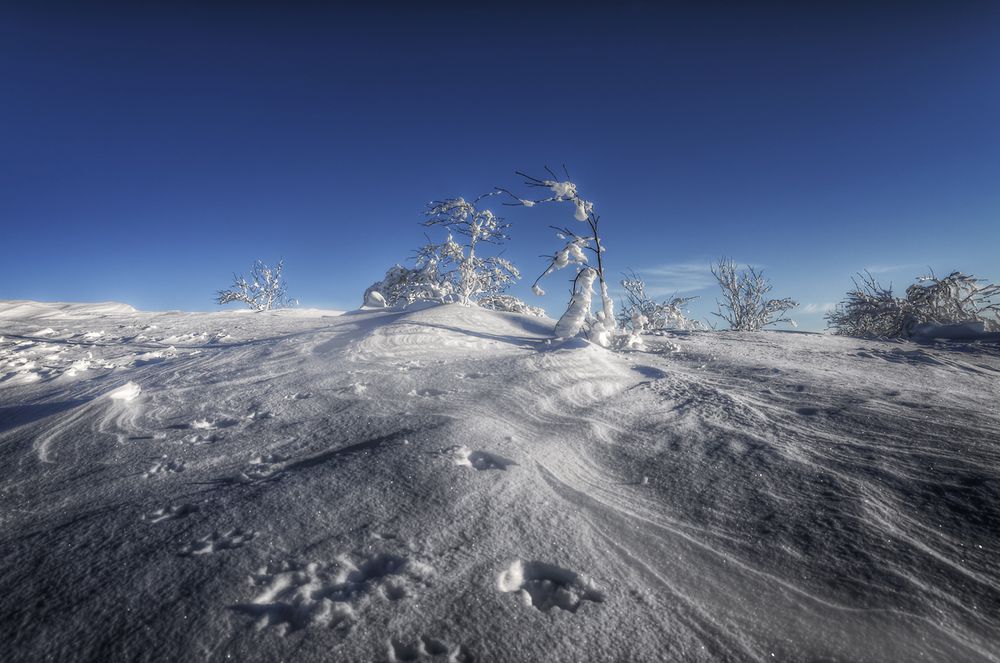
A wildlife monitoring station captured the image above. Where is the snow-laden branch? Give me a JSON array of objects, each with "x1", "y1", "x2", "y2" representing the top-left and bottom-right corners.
[
  {"x1": 216, "y1": 259, "x2": 295, "y2": 311},
  {"x1": 500, "y1": 167, "x2": 615, "y2": 343},
  {"x1": 364, "y1": 195, "x2": 521, "y2": 308}
]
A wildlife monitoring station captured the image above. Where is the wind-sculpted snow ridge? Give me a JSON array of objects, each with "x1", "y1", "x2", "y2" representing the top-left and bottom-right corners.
[{"x1": 1, "y1": 300, "x2": 999, "y2": 661}]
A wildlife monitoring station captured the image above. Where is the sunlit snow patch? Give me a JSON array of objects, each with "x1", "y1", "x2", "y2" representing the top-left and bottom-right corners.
[{"x1": 107, "y1": 382, "x2": 141, "y2": 401}]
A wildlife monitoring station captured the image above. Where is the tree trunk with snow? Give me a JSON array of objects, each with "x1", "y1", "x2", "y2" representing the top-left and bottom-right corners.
[{"x1": 554, "y1": 268, "x2": 596, "y2": 339}]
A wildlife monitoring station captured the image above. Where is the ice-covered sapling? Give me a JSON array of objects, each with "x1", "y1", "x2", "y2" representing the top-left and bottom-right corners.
[
  {"x1": 618, "y1": 271, "x2": 700, "y2": 332},
  {"x1": 363, "y1": 244, "x2": 456, "y2": 308},
  {"x1": 363, "y1": 195, "x2": 519, "y2": 308},
  {"x1": 711, "y1": 258, "x2": 796, "y2": 331},
  {"x1": 422, "y1": 196, "x2": 520, "y2": 306},
  {"x1": 500, "y1": 167, "x2": 615, "y2": 343},
  {"x1": 477, "y1": 294, "x2": 546, "y2": 317},
  {"x1": 216, "y1": 259, "x2": 295, "y2": 311}
]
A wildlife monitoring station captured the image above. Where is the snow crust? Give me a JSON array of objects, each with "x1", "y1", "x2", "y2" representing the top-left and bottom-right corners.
[{"x1": 1, "y1": 300, "x2": 999, "y2": 661}]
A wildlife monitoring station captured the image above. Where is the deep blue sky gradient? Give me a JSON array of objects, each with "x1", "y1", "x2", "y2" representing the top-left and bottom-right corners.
[{"x1": 2, "y1": 2, "x2": 998, "y2": 328}]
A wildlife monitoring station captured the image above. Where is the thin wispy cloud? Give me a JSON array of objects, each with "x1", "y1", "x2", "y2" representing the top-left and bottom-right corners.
[
  {"x1": 634, "y1": 260, "x2": 764, "y2": 298},
  {"x1": 863, "y1": 263, "x2": 920, "y2": 275},
  {"x1": 634, "y1": 262, "x2": 717, "y2": 297},
  {"x1": 800, "y1": 302, "x2": 836, "y2": 314}
]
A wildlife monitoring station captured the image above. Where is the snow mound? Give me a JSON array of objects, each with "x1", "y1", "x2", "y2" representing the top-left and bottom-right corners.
[
  {"x1": 107, "y1": 381, "x2": 141, "y2": 401},
  {"x1": 0, "y1": 300, "x2": 137, "y2": 320}
]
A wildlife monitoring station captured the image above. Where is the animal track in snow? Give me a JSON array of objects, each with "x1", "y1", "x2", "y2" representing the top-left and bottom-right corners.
[
  {"x1": 454, "y1": 446, "x2": 516, "y2": 471},
  {"x1": 183, "y1": 432, "x2": 221, "y2": 444},
  {"x1": 144, "y1": 503, "x2": 199, "y2": 523},
  {"x1": 497, "y1": 560, "x2": 604, "y2": 613},
  {"x1": 408, "y1": 388, "x2": 448, "y2": 397},
  {"x1": 190, "y1": 416, "x2": 240, "y2": 430},
  {"x1": 232, "y1": 552, "x2": 433, "y2": 635},
  {"x1": 233, "y1": 561, "x2": 354, "y2": 634},
  {"x1": 237, "y1": 452, "x2": 290, "y2": 482},
  {"x1": 456, "y1": 371, "x2": 487, "y2": 380},
  {"x1": 144, "y1": 458, "x2": 186, "y2": 478},
  {"x1": 178, "y1": 528, "x2": 255, "y2": 556},
  {"x1": 387, "y1": 636, "x2": 475, "y2": 662},
  {"x1": 245, "y1": 408, "x2": 273, "y2": 422}
]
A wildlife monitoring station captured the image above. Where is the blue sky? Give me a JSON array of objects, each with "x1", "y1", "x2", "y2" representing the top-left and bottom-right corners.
[{"x1": 2, "y1": 2, "x2": 998, "y2": 329}]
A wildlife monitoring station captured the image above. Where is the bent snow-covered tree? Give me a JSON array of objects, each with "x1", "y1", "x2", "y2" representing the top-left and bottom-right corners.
[
  {"x1": 422, "y1": 196, "x2": 520, "y2": 305},
  {"x1": 216, "y1": 259, "x2": 294, "y2": 311},
  {"x1": 711, "y1": 258, "x2": 796, "y2": 331},
  {"x1": 500, "y1": 167, "x2": 615, "y2": 344}
]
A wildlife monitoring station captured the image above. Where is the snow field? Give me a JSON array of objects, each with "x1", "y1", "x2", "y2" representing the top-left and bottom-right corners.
[{"x1": 1, "y1": 301, "x2": 999, "y2": 662}]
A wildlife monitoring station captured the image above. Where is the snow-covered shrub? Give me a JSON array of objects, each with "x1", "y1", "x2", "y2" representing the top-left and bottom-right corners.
[
  {"x1": 617, "y1": 271, "x2": 701, "y2": 332},
  {"x1": 217, "y1": 259, "x2": 295, "y2": 311},
  {"x1": 362, "y1": 251, "x2": 455, "y2": 308},
  {"x1": 826, "y1": 271, "x2": 1000, "y2": 338},
  {"x1": 824, "y1": 272, "x2": 908, "y2": 337},
  {"x1": 477, "y1": 294, "x2": 545, "y2": 317},
  {"x1": 906, "y1": 272, "x2": 1000, "y2": 331},
  {"x1": 711, "y1": 259, "x2": 797, "y2": 331},
  {"x1": 362, "y1": 196, "x2": 520, "y2": 309},
  {"x1": 423, "y1": 197, "x2": 520, "y2": 306},
  {"x1": 500, "y1": 167, "x2": 615, "y2": 344}
]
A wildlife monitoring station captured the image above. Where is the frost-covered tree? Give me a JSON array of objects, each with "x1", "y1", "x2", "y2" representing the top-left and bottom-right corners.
[
  {"x1": 362, "y1": 197, "x2": 519, "y2": 309},
  {"x1": 477, "y1": 294, "x2": 545, "y2": 317},
  {"x1": 216, "y1": 259, "x2": 295, "y2": 311},
  {"x1": 711, "y1": 258, "x2": 796, "y2": 331},
  {"x1": 826, "y1": 270, "x2": 1000, "y2": 337},
  {"x1": 617, "y1": 271, "x2": 700, "y2": 332},
  {"x1": 500, "y1": 167, "x2": 615, "y2": 344},
  {"x1": 363, "y1": 243, "x2": 456, "y2": 308},
  {"x1": 423, "y1": 196, "x2": 520, "y2": 306}
]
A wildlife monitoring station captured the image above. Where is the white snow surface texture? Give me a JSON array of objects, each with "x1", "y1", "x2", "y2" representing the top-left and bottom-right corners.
[{"x1": 1, "y1": 300, "x2": 999, "y2": 662}]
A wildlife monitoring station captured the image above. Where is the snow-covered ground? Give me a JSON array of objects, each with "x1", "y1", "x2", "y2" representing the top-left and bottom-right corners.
[{"x1": 1, "y1": 300, "x2": 998, "y2": 662}]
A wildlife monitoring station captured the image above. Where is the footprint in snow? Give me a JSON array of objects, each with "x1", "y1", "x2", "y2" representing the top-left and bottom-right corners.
[
  {"x1": 143, "y1": 503, "x2": 199, "y2": 523},
  {"x1": 456, "y1": 372, "x2": 487, "y2": 380},
  {"x1": 497, "y1": 560, "x2": 604, "y2": 613},
  {"x1": 144, "y1": 458, "x2": 186, "y2": 478},
  {"x1": 183, "y1": 432, "x2": 221, "y2": 444},
  {"x1": 231, "y1": 552, "x2": 433, "y2": 635},
  {"x1": 454, "y1": 445, "x2": 516, "y2": 471},
  {"x1": 237, "y1": 452, "x2": 290, "y2": 482},
  {"x1": 190, "y1": 417, "x2": 240, "y2": 430},
  {"x1": 387, "y1": 636, "x2": 475, "y2": 662},
  {"x1": 408, "y1": 388, "x2": 448, "y2": 397},
  {"x1": 178, "y1": 528, "x2": 255, "y2": 556}
]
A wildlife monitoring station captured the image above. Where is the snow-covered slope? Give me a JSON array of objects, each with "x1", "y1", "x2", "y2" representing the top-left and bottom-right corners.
[{"x1": 1, "y1": 301, "x2": 998, "y2": 662}]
